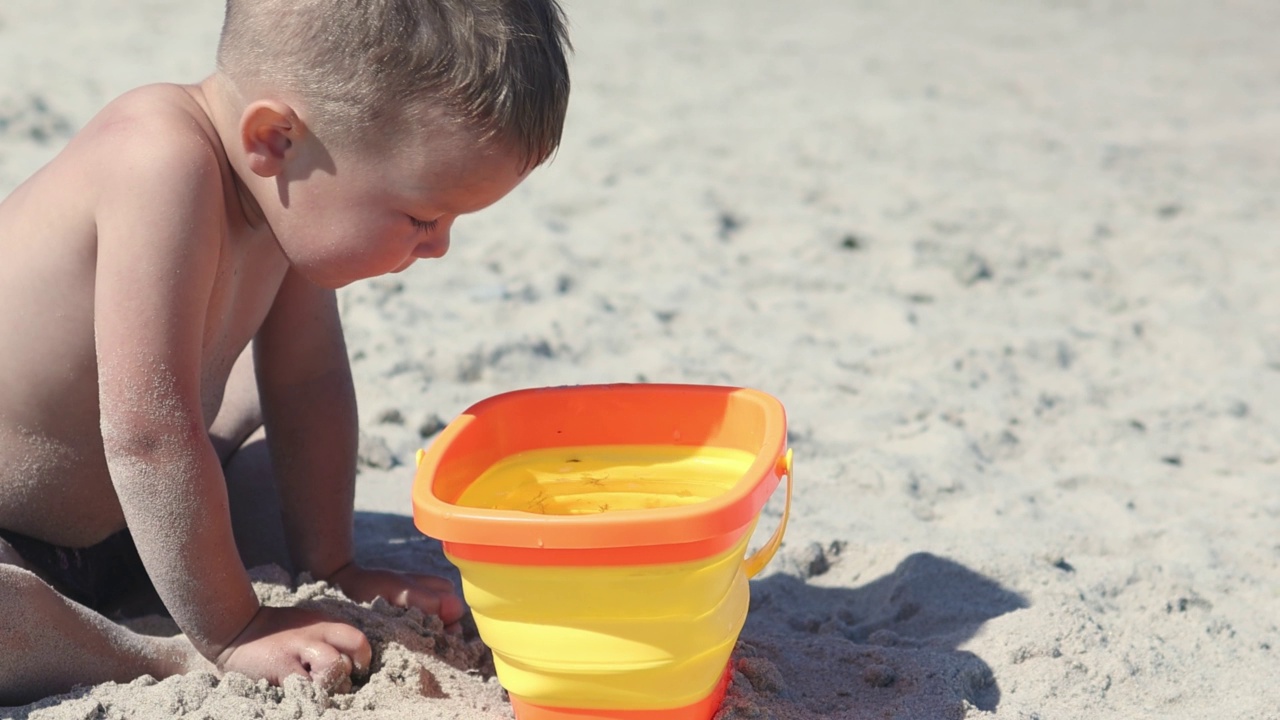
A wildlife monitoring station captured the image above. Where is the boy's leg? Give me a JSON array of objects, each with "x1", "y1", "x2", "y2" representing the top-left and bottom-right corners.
[
  {"x1": 0, "y1": 547, "x2": 213, "y2": 706},
  {"x1": 209, "y1": 346, "x2": 292, "y2": 573}
]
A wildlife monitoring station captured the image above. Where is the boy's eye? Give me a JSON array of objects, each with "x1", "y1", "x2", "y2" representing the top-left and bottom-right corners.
[{"x1": 409, "y1": 216, "x2": 438, "y2": 233}]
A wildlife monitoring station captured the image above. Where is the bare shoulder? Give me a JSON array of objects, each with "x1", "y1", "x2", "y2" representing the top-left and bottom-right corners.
[
  {"x1": 80, "y1": 84, "x2": 227, "y2": 211},
  {"x1": 0, "y1": 84, "x2": 226, "y2": 246}
]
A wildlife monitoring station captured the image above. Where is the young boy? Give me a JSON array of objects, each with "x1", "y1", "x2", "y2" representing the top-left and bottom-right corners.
[{"x1": 0, "y1": 0, "x2": 569, "y2": 705}]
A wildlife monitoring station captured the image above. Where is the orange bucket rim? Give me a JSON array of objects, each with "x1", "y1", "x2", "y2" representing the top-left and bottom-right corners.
[{"x1": 411, "y1": 383, "x2": 789, "y2": 550}]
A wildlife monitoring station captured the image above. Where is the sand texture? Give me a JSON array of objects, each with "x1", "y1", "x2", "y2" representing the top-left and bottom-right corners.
[{"x1": 2, "y1": 1, "x2": 1279, "y2": 718}]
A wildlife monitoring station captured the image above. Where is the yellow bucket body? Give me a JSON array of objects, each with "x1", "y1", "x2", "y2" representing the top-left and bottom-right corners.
[
  {"x1": 448, "y1": 526, "x2": 754, "y2": 709},
  {"x1": 450, "y1": 444, "x2": 758, "y2": 709}
]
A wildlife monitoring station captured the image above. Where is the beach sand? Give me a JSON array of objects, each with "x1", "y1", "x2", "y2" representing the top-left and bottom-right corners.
[{"x1": 2, "y1": 1, "x2": 1279, "y2": 718}]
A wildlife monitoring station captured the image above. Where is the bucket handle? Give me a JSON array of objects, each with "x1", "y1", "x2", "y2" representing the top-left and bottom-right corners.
[{"x1": 743, "y1": 449, "x2": 792, "y2": 578}]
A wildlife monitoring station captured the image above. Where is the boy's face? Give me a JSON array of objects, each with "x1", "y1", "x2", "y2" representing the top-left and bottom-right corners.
[{"x1": 268, "y1": 121, "x2": 528, "y2": 289}]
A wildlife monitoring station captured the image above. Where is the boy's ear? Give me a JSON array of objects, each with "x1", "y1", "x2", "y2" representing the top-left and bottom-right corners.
[{"x1": 239, "y1": 100, "x2": 304, "y2": 178}]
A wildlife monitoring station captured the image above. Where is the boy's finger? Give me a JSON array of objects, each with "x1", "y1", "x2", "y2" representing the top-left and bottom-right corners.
[
  {"x1": 322, "y1": 624, "x2": 373, "y2": 674},
  {"x1": 436, "y1": 589, "x2": 466, "y2": 624},
  {"x1": 302, "y1": 643, "x2": 352, "y2": 693},
  {"x1": 401, "y1": 586, "x2": 467, "y2": 625}
]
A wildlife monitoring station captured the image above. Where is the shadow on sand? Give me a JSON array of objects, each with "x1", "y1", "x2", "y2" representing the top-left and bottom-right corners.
[
  {"x1": 353, "y1": 509, "x2": 463, "y2": 583},
  {"x1": 729, "y1": 552, "x2": 1028, "y2": 719}
]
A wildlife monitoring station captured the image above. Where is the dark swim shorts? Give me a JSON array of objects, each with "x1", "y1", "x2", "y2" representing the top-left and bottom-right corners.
[{"x1": 0, "y1": 527, "x2": 153, "y2": 611}]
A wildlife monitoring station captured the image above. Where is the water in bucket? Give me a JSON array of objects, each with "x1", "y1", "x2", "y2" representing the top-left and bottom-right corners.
[{"x1": 455, "y1": 444, "x2": 757, "y2": 515}]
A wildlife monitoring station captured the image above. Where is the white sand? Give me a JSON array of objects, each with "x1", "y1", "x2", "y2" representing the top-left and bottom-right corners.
[{"x1": 3, "y1": 1, "x2": 1279, "y2": 718}]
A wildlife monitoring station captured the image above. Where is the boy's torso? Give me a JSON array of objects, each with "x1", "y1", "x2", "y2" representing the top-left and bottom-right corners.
[{"x1": 0, "y1": 83, "x2": 289, "y2": 547}]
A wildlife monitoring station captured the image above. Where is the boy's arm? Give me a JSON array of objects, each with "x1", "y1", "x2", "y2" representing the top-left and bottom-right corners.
[
  {"x1": 253, "y1": 268, "x2": 358, "y2": 580},
  {"x1": 255, "y1": 276, "x2": 467, "y2": 628},
  {"x1": 92, "y1": 124, "x2": 259, "y2": 658},
  {"x1": 254, "y1": 284, "x2": 466, "y2": 627}
]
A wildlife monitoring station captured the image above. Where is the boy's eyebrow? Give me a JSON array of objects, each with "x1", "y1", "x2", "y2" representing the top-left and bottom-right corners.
[
  {"x1": 405, "y1": 183, "x2": 508, "y2": 218},
  {"x1": 404, "y1": 194, "x2": 473, "y2": 220},
  {"x1": 423, "y1": 199, "x2": 483, "y2": 218}
]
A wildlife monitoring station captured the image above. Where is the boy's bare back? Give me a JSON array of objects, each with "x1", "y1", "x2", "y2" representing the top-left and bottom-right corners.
[{"x1": 0, "y1": 0, "x2": 569, "y2": 705}]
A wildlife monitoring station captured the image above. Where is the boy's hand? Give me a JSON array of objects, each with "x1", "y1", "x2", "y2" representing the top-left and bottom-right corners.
[
  {"x1": 327, "y1": 563, "x2": 466, "y2": 633},
  {"x1": 215, "y1": 606, "x2": 372, "y2": 693}
]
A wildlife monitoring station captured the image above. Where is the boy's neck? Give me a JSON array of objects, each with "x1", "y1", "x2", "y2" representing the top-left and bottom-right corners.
[{"x1": 194, "y1": 74, "x2": 269, "y2": 230}]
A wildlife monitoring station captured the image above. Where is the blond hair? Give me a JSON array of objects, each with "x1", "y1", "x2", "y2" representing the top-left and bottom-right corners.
[{"x1": 216, "y1": 0, "x2": 571, "y2": 168}]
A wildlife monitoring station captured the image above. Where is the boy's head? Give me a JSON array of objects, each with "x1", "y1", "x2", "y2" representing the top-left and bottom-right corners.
[{"x1": 216, "y1": 0, "x2": 571, "y2": 170}]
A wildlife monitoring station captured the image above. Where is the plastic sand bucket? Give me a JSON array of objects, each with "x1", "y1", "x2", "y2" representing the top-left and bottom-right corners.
[{"x1": 412, "y1": 383, "x2": 792, "y2": 720}]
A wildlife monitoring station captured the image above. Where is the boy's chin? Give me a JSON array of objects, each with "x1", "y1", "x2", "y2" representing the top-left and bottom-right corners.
[
  {"x1": 294, "y1": 267, "x2": 359, "y2": 290},
  {"x1": 292, "y1": 258, "x2": 420, "y2": 288}
]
